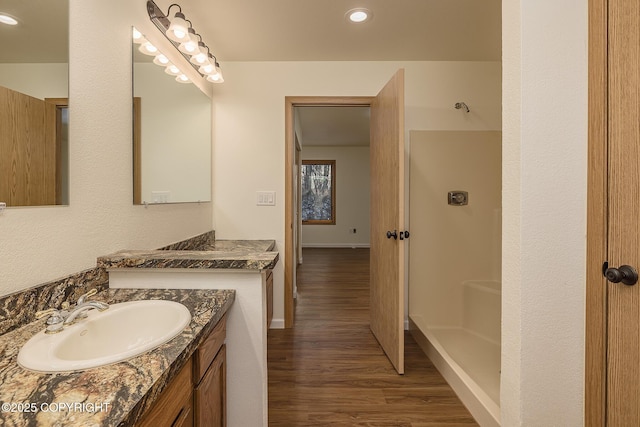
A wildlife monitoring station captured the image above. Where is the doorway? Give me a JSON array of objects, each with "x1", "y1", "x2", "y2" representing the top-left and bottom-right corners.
[{"x1": 284, "y1": 96, "x2": 374, "y2": 328}]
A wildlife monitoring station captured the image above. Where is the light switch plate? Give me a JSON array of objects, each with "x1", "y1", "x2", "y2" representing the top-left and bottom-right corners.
[{"x1": 257, "y1": 191, "x2": 276, "y2": 206}]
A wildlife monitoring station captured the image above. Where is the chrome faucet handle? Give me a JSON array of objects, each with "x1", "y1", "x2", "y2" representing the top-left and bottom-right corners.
[
  {"x1": 76, "y1": 289, "x2": 98, "y2": 319},
  {"x1": 64, "y1": 301, "x2": 109, "y2": 325},
  {"x1": 35, "y1": 309, "x2": 65, "y2": 334},
  {"x1": 35, "y1": 308, "x2": 57, "y2": 319},
  {"x1": 76, "y1": 289, "x2": 97, "y2": 305}
]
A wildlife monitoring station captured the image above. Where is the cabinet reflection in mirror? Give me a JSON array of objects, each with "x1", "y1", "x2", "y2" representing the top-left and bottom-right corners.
[
  {"x1": 132, "y1": 33, "x2": 212, "y2": 205},
  {"x1": 0, "y1": 0, "x2": 69, "y2": 207}
]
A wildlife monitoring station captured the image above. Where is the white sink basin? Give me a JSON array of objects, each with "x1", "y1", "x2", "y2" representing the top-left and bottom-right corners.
[{"x1": 18, "y1": 300, "x2": 191, "y2": 372}]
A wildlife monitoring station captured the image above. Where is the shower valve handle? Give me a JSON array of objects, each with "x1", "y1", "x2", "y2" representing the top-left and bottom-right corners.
[{"x1": 604, "y1": 265, "x2": 638, "y2": 286}]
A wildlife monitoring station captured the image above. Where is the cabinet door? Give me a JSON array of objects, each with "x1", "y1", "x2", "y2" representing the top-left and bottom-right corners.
[
  {"x1": 136, "y1": 358, "x2": 193, "y2": 427},
  {"x1": 195, "y1": 345, "x2": 226, "y2": 427}
]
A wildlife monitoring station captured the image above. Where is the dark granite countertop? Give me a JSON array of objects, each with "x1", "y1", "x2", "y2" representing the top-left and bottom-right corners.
[
  {"x1": 97, "y1": 239, "x2": 278, "y2": 271},
  {"x1": 0, "y1": 288, "x2": 235, "y2": 426}
]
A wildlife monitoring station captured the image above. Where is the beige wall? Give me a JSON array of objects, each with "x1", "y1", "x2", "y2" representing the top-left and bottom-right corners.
[
  {"x1": 409, "y1": 131, "x2": 501, "y2": 332},
  {"x1": 301, "y1": 146, "x2": 370, "y2": 247},
  {"x1": 501, "y1": 0, "x2": 587, "y2": 425},
  {"x1": 0, "y1": 64, "x2": 68, "y2": 99},
  {"x1": 0, "y1": 0, "x2": 213, "y2": 297},
  {"x1": 210, "y1": 60, "x2": 501, "y2": 327}
]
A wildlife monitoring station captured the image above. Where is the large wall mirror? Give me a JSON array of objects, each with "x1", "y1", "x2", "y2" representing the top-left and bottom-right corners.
[
  {"x1": 132, "y1": 29, "x2": 211, "y2": 205},
  {"x1": 0, "y1": 0, "x2": 69, "y2": 207}
]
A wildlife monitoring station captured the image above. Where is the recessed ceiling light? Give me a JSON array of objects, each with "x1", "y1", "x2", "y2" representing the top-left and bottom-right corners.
[
  {"x1": 346, "y1": 8, "x2": 372, "y2": 24},
  {"x1": 0, "y1": 14, "x2": 18, "y2": 26}
]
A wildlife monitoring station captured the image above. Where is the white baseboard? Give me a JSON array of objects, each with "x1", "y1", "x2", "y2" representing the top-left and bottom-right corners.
[
  {"x1": 269, "y1": 318, "x2": 285, "y2": 329},
  {"x1": 301, "y1": 243, "x2": 370, "y2": 248}
]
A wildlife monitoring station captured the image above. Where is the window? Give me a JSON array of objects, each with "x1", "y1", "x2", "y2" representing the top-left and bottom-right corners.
[{"x1": 301, "y1": 160, "x2": 336, "y2": 224}]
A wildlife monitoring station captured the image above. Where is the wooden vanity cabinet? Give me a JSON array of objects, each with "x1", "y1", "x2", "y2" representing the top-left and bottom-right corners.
[
  {"x1": 136, "y1": 314, "x2": 227, "y2": 427},
  {"x1": 265, "y1": 269, "x2": 273, "y2": 329},
  {"x1": 193, "y1": 314, "x2": 227, "y2": 427},
  {"x1": 136, "y1": 358, "x2": 193, "y2": 427}
]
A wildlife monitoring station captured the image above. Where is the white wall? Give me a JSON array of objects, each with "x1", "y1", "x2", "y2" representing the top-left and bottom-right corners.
[
  {"x1": 301, "y1": 145, "x2": 370, "y2": 247},
  {"x1": 0, "y1": 0, "x2": 213, "y2": 297},
  {"x1": 501, "y1": 0, "x2": 587, "y2": 425},
  {"x1": 211, "y1": 60, "x2": 501, "y2": 328}
]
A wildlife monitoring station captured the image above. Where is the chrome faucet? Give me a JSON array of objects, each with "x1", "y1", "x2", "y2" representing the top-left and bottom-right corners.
[
  {"x1": 64, "y1": 301, "x2": 109, "y2": 325},
  {"x1": 34, "y1": 289, "x2": 109, "y2": 334}
]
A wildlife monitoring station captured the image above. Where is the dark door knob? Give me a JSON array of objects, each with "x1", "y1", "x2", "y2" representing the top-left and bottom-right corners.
[
  {"x1": 386, "y1": 230, "x2": 398, "y2": 240},
  {"x1": 605, "y1": 265, "x2": 638, "y2": 286}
]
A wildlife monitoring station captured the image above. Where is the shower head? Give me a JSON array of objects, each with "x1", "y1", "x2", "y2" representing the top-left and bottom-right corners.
[{"x1": 454, "y1": 102, "x2": 470, "y2": 113}]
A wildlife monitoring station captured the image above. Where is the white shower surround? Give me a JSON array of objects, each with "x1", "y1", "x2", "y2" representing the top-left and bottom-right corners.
[{"x1": 408, "y1": 130, "x2": 501, "y2": 426}]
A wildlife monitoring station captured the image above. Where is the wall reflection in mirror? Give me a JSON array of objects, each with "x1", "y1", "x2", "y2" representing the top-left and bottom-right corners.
[
  {"x1": 132, "y1": 29, "x2": 211, "y2": 205},
  {"x1": 0, "y1": 0, "x2": 69, "y2": 206}
]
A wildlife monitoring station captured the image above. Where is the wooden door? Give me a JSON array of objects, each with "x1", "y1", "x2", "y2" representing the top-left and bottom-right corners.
[
  {"x1": 369, "y1": 69, "x2": 405, "y2": 374},
  {"x1": 0, "y1": 86, "x2": 59, "y2": 206},
  {"x1": 607, "y1": 0, "x2": 640, "y2": 423},
  {"x1": 587, "y1": 0, "x2": 640, "y2": 424}
]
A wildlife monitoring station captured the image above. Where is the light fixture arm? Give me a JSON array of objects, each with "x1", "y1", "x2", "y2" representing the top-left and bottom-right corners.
[
  {"x1": 147, "y1": 0, "x2": 223, "y2": 82},
  {"x1": 166, "y1": 4, "x2": 182, "y2": 15}
]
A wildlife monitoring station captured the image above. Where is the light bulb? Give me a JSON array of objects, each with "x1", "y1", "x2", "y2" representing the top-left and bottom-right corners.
[
  {"x1": 132, "y1": 27, "x2": 145, "y2": 44},
  {"x1": 175, "y1": 74, "x2": 191, "y2": 84},
  {"x1": 165, "y1": 64, "x2": 181, "y2": 76},
  {"x1": 0, "y1": 14, "x2": 18, "y2": 26},
  {"x1": 153, "y1": 54, "x2": 170, "y2": 66},
  {"x1": 138, "y1": 42, "x2": 158, "y2": 56},
  {"x1": 346, "y1": 8, "x2": 372, "y2": 23},
  {"x1": 199, "y1": 63, "x2": 215, "y2": 75},
  {"x1": 166, "y1": 11, "x2": 189, "y2": 42},
  {"x1": 190, "y1": 51, "x2": 208, "y2": 65},
  {"x1": 178, "y1": 28, "x2": 200, "y2": 55},
  {"x1": 206, "y1": 62, "x2": 224, "y2": 83}
]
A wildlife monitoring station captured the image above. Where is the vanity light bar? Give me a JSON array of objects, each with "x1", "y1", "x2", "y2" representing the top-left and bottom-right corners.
[
  {"x1": 146, "y1": 0, "x2": 223, "y2": 83},
  {"x1": 133, "y1": 27, "x2": 191, "y2": 84}
]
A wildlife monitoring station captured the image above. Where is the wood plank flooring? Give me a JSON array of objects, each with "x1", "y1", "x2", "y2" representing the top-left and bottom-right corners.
[{"x1": 268, "y1": 248, "x2": 478, "y2": 426}]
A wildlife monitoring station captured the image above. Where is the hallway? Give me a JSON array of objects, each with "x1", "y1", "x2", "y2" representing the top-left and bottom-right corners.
[{"x1": 267, "y1": 248, "x2": 478, "y2": 426}]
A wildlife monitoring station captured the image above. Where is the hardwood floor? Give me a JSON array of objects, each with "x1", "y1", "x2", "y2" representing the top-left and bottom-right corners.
[{"x1": 268, "y1": 248, "x2": 478, "y2": 426}]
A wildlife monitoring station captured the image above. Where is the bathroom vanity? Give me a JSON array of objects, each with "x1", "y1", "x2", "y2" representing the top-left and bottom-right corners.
[
  {"x1": 138, "y1": 313, "x2": 227, "y2": 426},
  {"x1": 0, "y1": 288, "x2": 234, "y2": 426},
  {"x1": 98, "y1": 237, "x2": 279, "y2": 427}
]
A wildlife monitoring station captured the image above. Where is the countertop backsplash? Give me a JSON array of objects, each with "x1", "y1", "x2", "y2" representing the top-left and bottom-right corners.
[{"x1": 0, "y1": 231, "x2": 219, "y2": 335}]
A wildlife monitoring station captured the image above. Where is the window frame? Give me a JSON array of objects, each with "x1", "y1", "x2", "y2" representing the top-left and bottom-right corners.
[{"x1": 301, "y1": 159, "x2": 336, "y2": 225}]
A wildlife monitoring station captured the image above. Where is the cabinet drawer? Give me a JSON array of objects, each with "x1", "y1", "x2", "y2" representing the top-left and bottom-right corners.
[
  {"x1": 137, "y1": 358, "x2": 193, "y2": 427},
  {"x1": 194, "y1": 314, "x2": 226, "y2": 383}
]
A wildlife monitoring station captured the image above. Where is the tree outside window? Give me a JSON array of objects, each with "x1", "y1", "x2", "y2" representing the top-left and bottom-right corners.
[{"x1": 301, "y1": 160, "x2": 336, "y2": 224}]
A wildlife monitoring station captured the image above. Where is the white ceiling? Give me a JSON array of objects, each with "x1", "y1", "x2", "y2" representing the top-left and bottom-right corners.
[
  {"x1": 295, "y1": 106, "x2": 371, "y2": 147},
  {"x1": 0, "y1": 0, "x2": 68, "y2": 63},
  {"x1": 0, "y1": 0, "x2": 501, "y2": 145},
  {"x1": 174, "y1": 0, "x2": 502, "y2": 62}
]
